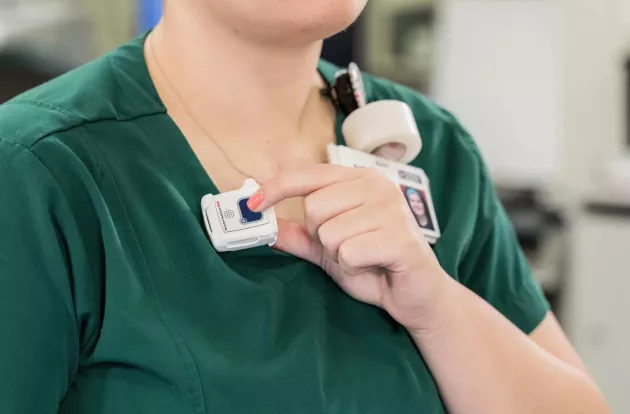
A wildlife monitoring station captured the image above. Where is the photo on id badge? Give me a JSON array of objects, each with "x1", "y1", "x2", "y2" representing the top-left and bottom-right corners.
[{"x1": 401, "y1": 185, "x2": 435, "y2": 232}]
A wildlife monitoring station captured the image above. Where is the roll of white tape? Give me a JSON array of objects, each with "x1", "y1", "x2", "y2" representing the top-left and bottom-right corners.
[{"x1": 341, "y1": 100, "x2": 422, "y2": 164}]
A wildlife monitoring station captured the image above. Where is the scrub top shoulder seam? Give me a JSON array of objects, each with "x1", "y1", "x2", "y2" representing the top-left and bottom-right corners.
[
  {"x1": 2, "y1": 99, "x2": 166, "y2": 149},
  {"x1": 1, "y1": 98, "x2": 166, "y2": 194}
]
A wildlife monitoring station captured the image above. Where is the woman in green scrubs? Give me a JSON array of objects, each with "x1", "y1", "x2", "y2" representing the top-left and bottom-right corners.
[{"x1": 0, "y1": 1, "x2": 610, "y2": 413}]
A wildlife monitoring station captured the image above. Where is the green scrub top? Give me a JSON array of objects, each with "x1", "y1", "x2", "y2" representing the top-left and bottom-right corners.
[{"x1": 0, "y1": 34, "x2": 549, "y2": 414}]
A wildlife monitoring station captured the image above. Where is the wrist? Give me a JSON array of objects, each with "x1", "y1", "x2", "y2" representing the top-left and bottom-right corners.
[{"x1": 405, "y1": 272, "x2": 461, "y2": 337}]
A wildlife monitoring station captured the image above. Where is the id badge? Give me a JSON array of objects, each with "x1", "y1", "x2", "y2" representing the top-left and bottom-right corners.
[{"x1": 327, "y1": 145, "x2": 441, "y2": 244}]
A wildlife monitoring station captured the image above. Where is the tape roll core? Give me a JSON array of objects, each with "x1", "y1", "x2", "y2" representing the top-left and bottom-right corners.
[{"x1": 341, "y1": 100, "x2": 422, "y2": 164}]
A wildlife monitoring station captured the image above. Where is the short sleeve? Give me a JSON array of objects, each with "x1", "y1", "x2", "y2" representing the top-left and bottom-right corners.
[
  {"x1": 458, "y1": 174, "x2": 550, "y2": 335},
  {"x1": 0, "y1": 138, "x2": 80, "y2": 412}
]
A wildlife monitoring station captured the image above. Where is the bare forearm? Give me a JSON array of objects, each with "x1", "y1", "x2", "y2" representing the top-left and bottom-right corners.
[{"x1": 411, "y1": 278, "x2": 610, "y2": 414}]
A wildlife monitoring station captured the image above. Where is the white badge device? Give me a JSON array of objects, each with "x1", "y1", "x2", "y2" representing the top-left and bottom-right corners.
[{"x1": 201, "y1": 179, "x2": 278, "y2": 252}]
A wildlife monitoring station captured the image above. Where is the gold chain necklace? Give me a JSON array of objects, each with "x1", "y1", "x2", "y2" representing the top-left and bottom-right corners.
[{"x1": 147, "y1": 34, "x2": 260, "y2": 181}]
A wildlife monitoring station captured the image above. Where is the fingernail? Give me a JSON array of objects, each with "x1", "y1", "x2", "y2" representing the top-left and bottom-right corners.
[{"x1": 247, "y1": 191, "x2": 263, "y2": 210}]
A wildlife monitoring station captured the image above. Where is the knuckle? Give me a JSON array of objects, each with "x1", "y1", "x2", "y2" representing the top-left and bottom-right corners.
[
  {"x1": 338, "y1": 240, "x2": 359, "y2": 267},
  {"x1": 303, "y1": 195, "x2": 322, "y2": 223},
  {"x1": 337, "y1": 241, "x2": 351, "y2": 264},
  {"x1": 317, "y1": 224, "x2": 338, "y2": 251},
  {"x1": 304, "y1": 216, "x2": 319, "y2": 238},
  {"x1": 303, "y1": 195, "x2": 316, "y2": 217}
]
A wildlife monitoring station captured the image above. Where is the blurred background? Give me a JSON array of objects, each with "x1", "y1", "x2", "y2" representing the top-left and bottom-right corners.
[{"x1": 1, "y1": 0, "x2": 629, "y2": 410}]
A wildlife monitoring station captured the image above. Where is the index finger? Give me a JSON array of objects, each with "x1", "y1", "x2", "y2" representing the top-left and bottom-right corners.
[{"x1": 248, "y1": 164, "x2": 362, "y2": 211}]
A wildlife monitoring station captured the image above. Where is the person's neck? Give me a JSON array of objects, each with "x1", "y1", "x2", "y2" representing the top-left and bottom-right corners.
[{"x1": 148, "y1": 6, "x2": 325, "y2": 140}]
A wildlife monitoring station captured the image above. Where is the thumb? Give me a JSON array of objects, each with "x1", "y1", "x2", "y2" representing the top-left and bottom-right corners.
[{"x1": 273, "y1": 219, "x2": 322, "y2": 265}]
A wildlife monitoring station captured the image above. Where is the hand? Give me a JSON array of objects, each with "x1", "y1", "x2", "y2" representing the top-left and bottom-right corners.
[{"x1": 248, "y1": 164, "x2": 452, "y2": 332}]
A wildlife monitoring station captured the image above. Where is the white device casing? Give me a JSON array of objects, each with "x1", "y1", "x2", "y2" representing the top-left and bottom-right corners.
[
  {"x1": 201, "y1": 179, "x2": 278, "y2": 252},
  {"x1": 342, "y1": 100, "x2": 422, "y2": 164}
]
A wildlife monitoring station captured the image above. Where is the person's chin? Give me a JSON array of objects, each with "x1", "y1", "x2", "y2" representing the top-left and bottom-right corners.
[
  {"x1": 257, "y1": 2, "x2": 366, "y2": 45},
  {"x1": 266, "y1": 19, "x2": 359, "y2": 45},
  {"x1": 308, "y1": 0, "x2": 366, "y2": 32},
  {"x1": 319, "y1": 9, "x2": 364, "y2": 36}
]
